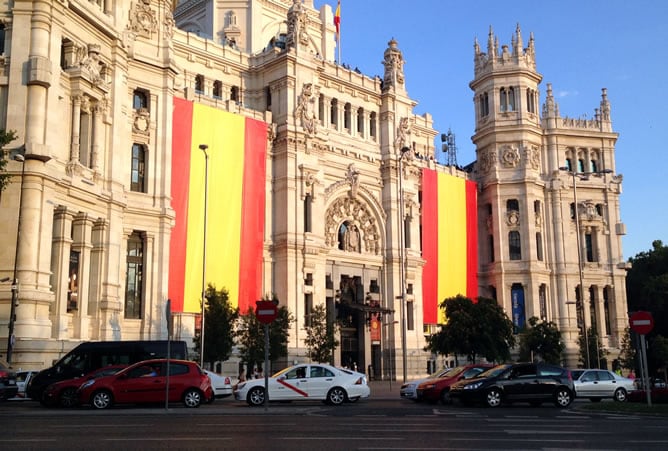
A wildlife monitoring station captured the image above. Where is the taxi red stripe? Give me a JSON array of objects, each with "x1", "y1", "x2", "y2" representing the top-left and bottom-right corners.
[{"x1": 277, "y1": 379, "x2": 309, "y2": 397}]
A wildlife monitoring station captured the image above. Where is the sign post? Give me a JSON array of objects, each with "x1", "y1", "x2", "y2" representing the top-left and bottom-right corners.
[
  {"x1": 630, "y1": 311, "x2": 654, "y2": 407},
  {"x1": 256, "y1": 300, "x2": 279, "y2": 411}
]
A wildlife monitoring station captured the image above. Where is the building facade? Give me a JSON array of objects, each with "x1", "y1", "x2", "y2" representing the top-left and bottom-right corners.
[{"x1": 0, "y1": 0, "x2": 626, "y2": 376}]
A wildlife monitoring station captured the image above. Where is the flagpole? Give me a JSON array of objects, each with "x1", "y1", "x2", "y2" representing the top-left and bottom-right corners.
[{"x1": 335, "y1": 1, "x2": 341, "y2": 64}]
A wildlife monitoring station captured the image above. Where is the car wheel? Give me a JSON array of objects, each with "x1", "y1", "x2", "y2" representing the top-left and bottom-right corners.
[
  {"x1": 91, "y1": 390, "x2": 113, "y2": 409},
  {"x1": 440, "y1": 389, "x2": 452, "y2": 405},
  {"x1": 247, "y1": 387, "x2": 265, "y2": 406},
  {"x1": 485, "y1": 388, "x2": 502, "y2": 407},
  {"x1": 327, "y1": 387, "x2": 347, "y2": 406},
  {"x1": 59, "y1": 388, "x2": 78, "y2": 408},
  {"x1": 183, "y1": 389, "x2": 202, "y2": 408},
  {"x1": 614, "y1": 388, "x2": 628, "y2": 402},
  {"x1": 554, "y1": 388, "x2": 573, "y2": 407},
  {"x1": 589, "y1": 398, "x2": 602, "y2": 403}
]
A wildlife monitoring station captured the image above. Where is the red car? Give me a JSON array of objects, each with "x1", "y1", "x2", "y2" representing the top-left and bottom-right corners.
[
  {"x1": 416, "y1": 363, "x2": 494, "y2": 404},
  {"x1": 77, "y1": 359, "x2": 213, "y2": 409},
  {"x1": 41, "y1": 365, "x2": 127, "y2": 408}
]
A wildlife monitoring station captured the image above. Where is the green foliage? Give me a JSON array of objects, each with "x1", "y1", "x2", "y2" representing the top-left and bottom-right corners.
[
  {"x1": 304, "y1": 303, "x2": 339, "y2": 364},
  {"x1": 0, "y1": 130, "x2": 18, "y2": 193},
  {"x1": 625, "y1": 240, "x2": 668, "y2": 373},
  {"x1": 235, "y1": 294, "x2": 293, "y2": 374},
  {"x1": 649, "y1": 335, "x2": 668, "y2": 375},
  {"x1": 425, "y1": 295, "x2": 516, "y2": 363},
  {"x1": 577, "y1": 327, "x2": 608, "y2": 368},
  {"x1": 518, "y1": 317, "x2": 564, "y2": 364},
  {"x1": 619, "y1": 328, "x2": 637, "y2": 370},
  {"x1": 192, "y1": 285, "x2": 238, "y2": 365}
]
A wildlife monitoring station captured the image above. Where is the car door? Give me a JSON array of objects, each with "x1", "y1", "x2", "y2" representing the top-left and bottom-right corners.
[
  {"x1": 503, "y1": 364, "x2": 537, "y2": 400},
  {"x1": 114, "y1": 362, "x2": 165, "y2": 404},
  {"x1": 307, "y1": 365, "x2": 336, "y2": 399},
  {"x1": 593, "y1": 370, "x2": 616, "y2": 397},
  {"x1": 577, "y1": 370, "x2": 598, "y2": 397},
  {"x1": 275, "y1": 366, "x2": 309, "y2": 400}
]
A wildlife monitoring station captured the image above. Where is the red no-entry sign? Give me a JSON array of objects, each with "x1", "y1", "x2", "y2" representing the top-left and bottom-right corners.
[
  {"x1": 256, "y1": 300, "x2": 278, "y2": 325},
  {"x1": 629, "y1": 311, "x2": 654, "y2": 335}
]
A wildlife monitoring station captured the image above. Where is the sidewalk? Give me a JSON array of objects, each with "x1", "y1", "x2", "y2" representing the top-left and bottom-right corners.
[{"x1": 368, "y1": 379, "x2": 400, "y2": 400}]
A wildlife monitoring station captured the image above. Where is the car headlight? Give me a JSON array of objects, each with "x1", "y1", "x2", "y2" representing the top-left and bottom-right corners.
[
  {"x1": 80, "y1": 379, "x2": 96, "y2": 389},
  {"x1": 464, "y1": 381, "x2": 484, "y2": 390}
]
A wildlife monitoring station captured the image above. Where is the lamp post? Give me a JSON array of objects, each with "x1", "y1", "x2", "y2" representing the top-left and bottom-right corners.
[
  {"x1": 6, "y1": 154, "x2": 25, "y2": 364},
  {"x1": 560, "y1": 167, "x2": 613, "y2": 368},
  {"x1": 199, "y1": 144, "x2": 209, "y2": 368},
  {"x1": 398, "y1": 146, "x2": 410, "y2": 382}
]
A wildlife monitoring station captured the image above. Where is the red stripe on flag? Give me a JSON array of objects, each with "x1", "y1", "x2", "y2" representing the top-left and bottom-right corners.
[
  {"x1": 421, "y1": 168, "x2": 439, "y2": 324},
  {"x1": 237, "y1": 118, "x2": 267, "y2": 314},
  {"x1": 168, "y1": 98, "x2": 194, "y2": 312},
  {"x1": 465, "y1": 180, "x2": 479, "y2": 300}
]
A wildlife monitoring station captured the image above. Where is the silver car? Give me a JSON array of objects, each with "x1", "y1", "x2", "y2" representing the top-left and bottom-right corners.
[
  {"x1": 572, "y1": 369, "x2": 635, "y2": 402},
  {"x1": 400, "y1": 367, "x2": 452, "y2": 400}
]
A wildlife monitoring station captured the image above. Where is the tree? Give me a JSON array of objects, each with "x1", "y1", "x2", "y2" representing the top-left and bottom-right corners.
[
  {"x1": 192, "y1": 285, "x2": 238, "y2": 366},
  {"x1": 425, "y1": 295, "x2": 516, "y2": 363},
  {"x1": 518, "y1": 317, "x2": 564, "y2": 364},
  {"x1": 649, "y1": 335, "x2": 668, "y2": 380},
  {"x1": 304, "y1": 303, "x2": 339, "y2": 363},
  {"x1": 235, "y1": 294, "x2": 293, "y2": 375},
  {"x1": 618, "y1": 328, "x2": 636, "y2": 371},
  {"x1": 0, "y1": 129, "x2": 18, "y2": 195},
  {"x1": 577, "y1": 327, "x2": 608, "y2": 368}
]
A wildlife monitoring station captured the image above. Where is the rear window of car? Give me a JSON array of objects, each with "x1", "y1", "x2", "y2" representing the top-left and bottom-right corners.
[
  {"x1": 166, "y1": 363, "x2": 190, "y2": 376},
  {"x1": 538, "y1": 365, "x2": 565, "y2": 377}
]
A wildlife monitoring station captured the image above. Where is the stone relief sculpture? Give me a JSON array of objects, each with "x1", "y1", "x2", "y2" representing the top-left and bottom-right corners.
[
  {"x1": 506, "y1": 210, "x2": 520, "y2": 227},
  {"x1": 526, "y1": 146, "x2": 540, "y2": 170},
  {"x1": 343, "y1": 224, "x2": 360, "y2": 252},
  {"x1": 295, "y1": 83, "x2": 317, "y2": 135},
  {"x1": 346, "y1": 163, "x2": 360, "y2": 199},
  {"x1": 286, "y1": 0, "x2": 309, "y2": 49},
  {"x1": 478, "y1": 148, "x2": 496, "y2": 174},
  {"x1": 382, "y1": 38, "x2": 405, "y2": 89},
  {"x1": 77, "y1": 44, "x2": 105, "y2": 85},
  {"x1": 500, "y1": 145, "x2": 520, "y2": 168},
  {"x1": 325, "y1": 196, "x2": 381, "y2": 255},
  {"x1": 394, "y1": 117, "x2": 411, "y2": 151},
  {"x1": 128, "y1": 0, "x2": 158, "y2": 38},
  {"x1": 163, "y1": 11, "x2": 175, "y2": 40}
]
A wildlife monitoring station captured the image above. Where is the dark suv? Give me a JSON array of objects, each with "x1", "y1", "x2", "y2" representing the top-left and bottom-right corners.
[
  {"x1": 449, "y1": 362, "x2": 574, "y2": 407},
  {"x1": 0, "y1": 359, "x2": 18, "y2": 401}
]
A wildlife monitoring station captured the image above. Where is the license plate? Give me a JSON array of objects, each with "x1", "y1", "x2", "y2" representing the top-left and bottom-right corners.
[{"x1": 8, "y1": 379, "x2": 16, "y2": 385}]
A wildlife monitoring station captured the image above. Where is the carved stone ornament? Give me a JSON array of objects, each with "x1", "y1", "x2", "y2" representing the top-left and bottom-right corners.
[
  {"x1": 525, "y1": 145, "x2": 540, "y2": 170},
  {"x1": 325, "y1": 196, "x2": 381, "y2": 255},
  {"x1": 500, "y1": 145, "x2": 520, "y2": 168},
  {"x1": 506, "y1": 210, "x2": 520, "y2": 227},
  {"x1": 133, "y1": 108, "x2": 151, "y2": 134},
  {"x1": 478, "y1": 148, "x2": 496, "y2": 174},
  {"x1": 382, "y1": 38, "x2": 405, "y2": 89},
  {"x1": 128, "y1": 0, "x2": 158, "y2": 38},
  {"x1": 295, "y1": 83, "x2": 317, "y2": 135},
  {"x1": 163, "y1": 11, "x2": 175, "y2": 40},
  {"x1": 346, "y1": 164, "x2": 360, "y2": 199},
  {"x1": 286, "y1": 0, "x2": 309, "y2": 49},
  {"x1": 394, "y1": 117, "x2": 411, "y2": 150},
  {"x1": 77, "y1": 44, "x2": 105, "y2": 85}
]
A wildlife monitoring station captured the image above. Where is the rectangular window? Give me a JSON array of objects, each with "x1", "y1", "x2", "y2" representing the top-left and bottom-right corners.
[
  {"x1": 539, "y1": 284, "x2": 547, "y2": 319},
  {"x1": 407, "y1": 300, "x2": 414, "y2": 331},
  {"x1": 304, "y1": 293, "x2": 313, "y2": 327},
  {"x1": 79, "y1": 110, "x2": 92, "y2": 167},
  {"x1": 303, "y1": 194, "x2": 312, "y2": 232},
  {"x1": 488, "y1": 235, "x2": 495, "y2": 262},
  {"x1": 131, "y1": 144, "x2": 146, "y2": 193},
  {"x1": 585, "y1": 233, "x2": 595, "y2": 262},
  {"x1": 509, "y1": 231, "x2": 522, "y2": 261},
  {"x1": 133, "y1": 89, "x2": 149, "y2": 110},
  {"x1": 403, "y1": 217, "x2": 411, "y2": 249},
  {"x1": 536, "y1": 232, "x2": 543, "y2": 261},
  {"x1": 195, "y1": 75, "x2": 204, "y2": 94},
  {"x1": 0, "y1": 24, "x2": 5, "y2": 54},
  {"x1": 67, "y1": 250, "x2": 80, "y2": 312},
  {"x1": 125, "y1": 232, "x2": 144, "y2": 319}
]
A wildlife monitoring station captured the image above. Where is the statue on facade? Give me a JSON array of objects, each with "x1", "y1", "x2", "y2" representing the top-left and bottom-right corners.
[
  {"x1": 344, "y1": 224, "x2": 360, "y2": 252},
  {"x1": 295, "y1": 83, "x2": 317, "y2": 135}
]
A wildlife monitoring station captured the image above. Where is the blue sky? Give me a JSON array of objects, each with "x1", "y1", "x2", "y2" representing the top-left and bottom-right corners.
[{"x1": 314, "y1": 0, "x2": 667, "y2": 259}]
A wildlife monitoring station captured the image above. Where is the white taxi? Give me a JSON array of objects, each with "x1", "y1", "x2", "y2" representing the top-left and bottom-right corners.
[{"x1": 234, "y1": 363, "x2": 370, "y2": 406}]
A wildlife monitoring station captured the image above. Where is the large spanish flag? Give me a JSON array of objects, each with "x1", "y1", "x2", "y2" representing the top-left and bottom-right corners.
[
  {"x1": 421, "y1": 168, "x2": 478, "y2": 324},
  {"x1": 169, "y1": 97, "x2": 267, "y2": 314}
]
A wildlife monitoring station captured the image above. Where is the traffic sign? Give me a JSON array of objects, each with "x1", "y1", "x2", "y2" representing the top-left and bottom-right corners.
[
  {"x1": 629, "y1": 311, "x2": 654, "y2": 335},
  {"x1": 256, "y1": 300, "x2": 278, "y2": 324}
]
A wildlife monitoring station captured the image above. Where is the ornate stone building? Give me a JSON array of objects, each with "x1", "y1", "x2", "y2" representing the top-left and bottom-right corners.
[{"x1": 0, "y1": 1, "x2": 626, "y2": 376}]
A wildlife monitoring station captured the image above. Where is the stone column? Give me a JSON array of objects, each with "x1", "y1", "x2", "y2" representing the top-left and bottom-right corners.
[
  {"x1": 91, "y1": 101, "x2": 104, "y2": 172},
  {"x1": 50, "y1": 206, "x2": 74, "y2": 340},
  {"x1": 72, "y1": 213, "x2": 94, "y2": 339},
  {"x1": 70, "y1": 94, "x2": 82, "y2": 162}
]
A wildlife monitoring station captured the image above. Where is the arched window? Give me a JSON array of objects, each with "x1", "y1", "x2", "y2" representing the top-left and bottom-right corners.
[
  {"x1": 357, "y1": 107, "x2": 364, "y2": 134},
  {"x1": 318, "y1": 94, "x2": 325, "y2": 123},
  {"x1": 508, "y1": 87, "x2": 515, "y2": 111},
  {"x1": 195, "y1": 74, "x2": 204, "y2": 94},
  {"x1": 213, "y1": 81, "x2": 223, "y2": 99},
  {"x1": 230, "y1": 85, "x2": 240, "y2": 102},
  {"x1": 344, "y1": 103, "x2": 351, "y2": 130},
  {"x1": 369, "y1": 112, "x2": 377, "y2": 138},
  {"x1": 506, "y1": 199, "x2": 519, "y2": 213},
  {"x1": 330, "y1": 99, "x2": 338, "y2": 126}
]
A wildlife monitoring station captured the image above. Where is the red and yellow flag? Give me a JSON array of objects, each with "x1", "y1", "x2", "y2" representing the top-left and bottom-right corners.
[
  {"x1": 334, "y1": 1, "x2": 341, "y2": 37},
  {"x1": 421, "y1": 168, "x2": 478, "y2": 324},
  {"x1": 169, "y1": 97, "x2": 267, "y2": 314}
]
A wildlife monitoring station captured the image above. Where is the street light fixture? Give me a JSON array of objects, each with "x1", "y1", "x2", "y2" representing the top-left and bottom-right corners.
[
  {"x1": 6, "y1": 154, "x2": 25, "y2": 364},
  {"x1": 199, "y1": 144, "x2": 209, "y2": 368},
  {"x1": 560, "y1": 166, "x2": 613, "y2": 369},
  {"x1": 398, "y1": 146, "x2": 410, "y2": 382}
]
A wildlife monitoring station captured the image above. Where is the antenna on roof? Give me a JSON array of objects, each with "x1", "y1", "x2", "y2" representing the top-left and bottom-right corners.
[{"x1": 441, "y1": 129, "x2": 458, "y2": 167}]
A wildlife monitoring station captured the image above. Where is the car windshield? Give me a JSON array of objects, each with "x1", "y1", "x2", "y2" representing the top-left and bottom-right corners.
[
  {"x1": 477, "y1": 364, "x2": 511, "y2": 378},
  {"x1": 441, "y1": 366, "x2": 465, "y2": 378}
]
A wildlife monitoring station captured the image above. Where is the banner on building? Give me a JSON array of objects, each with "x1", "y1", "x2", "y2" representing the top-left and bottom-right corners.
[
  {"x1": 169, "y1": 97, "x2": 268, "y2": 314},
  {"x1": 421, "y1": 168, "x2": 478, "y2": 324}
]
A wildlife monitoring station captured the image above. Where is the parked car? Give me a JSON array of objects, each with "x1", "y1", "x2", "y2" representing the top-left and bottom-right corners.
[
  {"x1": 628, "y1": 382, "x2": 668, "y2": 403},
  {"x1": 449, "y1": 362, "x2": 574, "y2": 408},
  {"x1": 41, "y1": 365, "x2": 127, "y2": 407},
  {"x1": 204, "y1": 370, "x2": 233, "y2": 399},
  {"x1": 416, "y1": 364, "x2": 494, "y2": 404},
  {"x1": 571, "y1": 369, "x2": 635, "y2": 402},
  {"x1": 400, "y1": 367, "x2": 453, "y2": 400},
  {"x1": 0, "y1": 359, "x2": 18, "y2": 401},
  {"x1": 9, "y1": 370, "x2": 38, "y2": 401},
  {"x1": 77, "y1": 359, "x2": 213, "y2": 409},
  {"x1": 234, "y1": 363, "x2": 370, "y2": 406}
]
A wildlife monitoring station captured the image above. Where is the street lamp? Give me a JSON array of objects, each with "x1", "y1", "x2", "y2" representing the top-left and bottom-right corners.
[
  {"x1": 6, "y1": 154, "x2": 25, "y2": 364},
  {"x1": 199, "y1": 144, "x2": 209, "y2": 368},
  {"x1": 560, "y1": 166, "x2": 612, "y2": 368},
  {"x1": 398, "y1": 146, "x2": 410, "y2": 382}
]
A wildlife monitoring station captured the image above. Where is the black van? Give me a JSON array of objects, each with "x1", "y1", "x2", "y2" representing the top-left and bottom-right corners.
[{"x1": 26, "y1": 340, "x2": 188, "y2": 401}]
